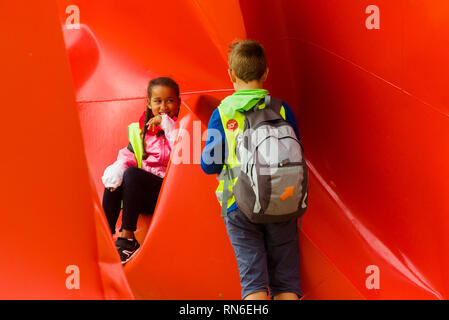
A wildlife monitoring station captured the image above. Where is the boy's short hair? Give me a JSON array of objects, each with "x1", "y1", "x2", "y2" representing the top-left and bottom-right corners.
[{"x1": 228, "y1": 39, "x2": 267, "y2": 83}]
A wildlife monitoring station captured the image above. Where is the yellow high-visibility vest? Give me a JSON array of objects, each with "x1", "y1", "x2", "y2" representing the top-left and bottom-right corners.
[{"x1": 127, "y1": 122, "x2": 143, "y2": 169}]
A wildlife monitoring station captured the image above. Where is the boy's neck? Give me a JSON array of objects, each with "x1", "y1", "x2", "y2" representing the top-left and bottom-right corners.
[{"x1": 233, "y1": 79, "x2": 264, "y2": 91}]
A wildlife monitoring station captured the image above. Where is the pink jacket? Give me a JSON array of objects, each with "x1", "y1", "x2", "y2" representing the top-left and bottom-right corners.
[{"x1": 111, "y1": 113, "x2": 177, "y2": 179}]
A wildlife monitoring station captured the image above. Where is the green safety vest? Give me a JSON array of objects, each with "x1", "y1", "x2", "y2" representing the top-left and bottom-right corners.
[
  {"x1": 215, "y1": 101, "x2": 287, "y2": 217},
  {"x1": 127, "y1": 122, "x2": 143, "y2": 168}
]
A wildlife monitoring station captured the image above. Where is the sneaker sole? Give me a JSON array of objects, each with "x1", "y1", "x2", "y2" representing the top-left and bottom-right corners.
[{"x1": 121, "y1": 247, "x2": 140, "y2": 265}]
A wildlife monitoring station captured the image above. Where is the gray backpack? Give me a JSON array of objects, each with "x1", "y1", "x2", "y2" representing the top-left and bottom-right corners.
[{"x1": 230, "y1": 96, "x2": 308, "y2": 223}]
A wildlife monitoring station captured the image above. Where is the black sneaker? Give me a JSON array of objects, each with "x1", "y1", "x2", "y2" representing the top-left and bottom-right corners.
[{"x1": 115, "y1": 237, "x2": 140, "y2": 264}]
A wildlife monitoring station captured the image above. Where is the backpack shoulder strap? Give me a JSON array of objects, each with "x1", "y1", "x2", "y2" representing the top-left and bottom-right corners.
[
  {"x1": 245, "y1": 95, "x2": 283, "y2": 128},
  {"x1": 265, "y1": 96, "x2": 283, "y2": 114}
]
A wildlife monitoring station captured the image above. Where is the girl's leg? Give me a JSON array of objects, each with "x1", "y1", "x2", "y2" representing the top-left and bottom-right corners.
[
  {"x1": 120, "y1": 167, "x2": 163, "y2": 236},
  {"x1": 102, "y1": 186, "x2": 123, "y2": 234}
]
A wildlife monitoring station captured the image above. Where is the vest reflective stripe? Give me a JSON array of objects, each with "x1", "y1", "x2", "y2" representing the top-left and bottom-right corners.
[
  {"x1": 215, "y1": 166, "x2": 241, "y2": 215},
  {"x1": 127, "y1": 122, "x2": 143, "y2": 169},
  {"x1": 216, "y1": 166, "x2": 241, "y2": 181}
]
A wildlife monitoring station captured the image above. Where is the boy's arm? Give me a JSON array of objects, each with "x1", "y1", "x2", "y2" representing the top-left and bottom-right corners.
[
  {"x1": 201, "y1": 108, "x2": 226, "y2": 175},
  {"x1": 282, "y1": 101, "x2": 301, "y2": 140}
]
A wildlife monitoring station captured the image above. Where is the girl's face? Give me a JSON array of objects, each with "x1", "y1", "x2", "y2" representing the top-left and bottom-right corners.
[{"x1": 148, "y1": 85, "x2": 180, "y2": 118}]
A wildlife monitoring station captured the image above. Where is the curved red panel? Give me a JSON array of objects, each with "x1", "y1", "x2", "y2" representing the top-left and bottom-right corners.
[
  {"x1": 58, "y1": 0, "x2": 449, "y2": 300},
  {"x1": 0, "y1": 0, "x2": 133, "y2": 299},
  {"x1": 4, "y1": 0, "x2": 447, "y2": 299},
  {"x1": 242, "y1": 0, "x2": 449, "y2": 299}
]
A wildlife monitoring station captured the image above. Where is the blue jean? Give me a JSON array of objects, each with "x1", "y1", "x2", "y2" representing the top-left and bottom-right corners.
[{"x1": 224, "y1": 208, "x2": 301, "y2": 299}]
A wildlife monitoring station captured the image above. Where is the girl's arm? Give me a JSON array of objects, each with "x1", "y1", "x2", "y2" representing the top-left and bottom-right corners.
[{"x1": 102, "y1": 145, "x2": 138, "y2": 190}]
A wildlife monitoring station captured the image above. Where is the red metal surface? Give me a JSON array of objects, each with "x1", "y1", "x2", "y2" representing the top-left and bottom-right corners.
[
  {"x1": 0, "y1": 0, "x2": 133, "y2": 299},
  {"x1": 1, "y1": 0, "x2": 447, "y2": 299}
]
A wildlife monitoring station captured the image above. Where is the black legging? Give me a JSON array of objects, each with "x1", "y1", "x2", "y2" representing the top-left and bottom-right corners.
[{"x1": 102, "y1": 166, "x2": 163, "y2": 234}]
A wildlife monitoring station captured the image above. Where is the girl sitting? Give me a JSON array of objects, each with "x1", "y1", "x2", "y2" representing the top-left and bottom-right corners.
[{"x1": 101, "y1": 77, "x2": 180, "y2": 264}]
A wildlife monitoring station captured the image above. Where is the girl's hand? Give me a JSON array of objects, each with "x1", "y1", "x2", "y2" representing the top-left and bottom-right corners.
[{"x1": 146, "y1": 115, "x2": 162, "y2": 129}]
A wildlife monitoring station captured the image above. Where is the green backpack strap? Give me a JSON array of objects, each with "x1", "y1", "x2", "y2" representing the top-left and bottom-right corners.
[{"x1": 127, "y1": 122, "x2": 143, "y2": 169}]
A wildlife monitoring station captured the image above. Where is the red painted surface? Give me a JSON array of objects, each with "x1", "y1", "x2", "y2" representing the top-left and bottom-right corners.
[
  {"x1": 2, "y1": 0, "x2": 447, "y2": 299},
  {"x1": 0, "y1": 0, "x2": 132, "y2": 299}
]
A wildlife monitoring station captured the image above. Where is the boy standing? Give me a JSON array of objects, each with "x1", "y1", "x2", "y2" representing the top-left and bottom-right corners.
[{"x1": 201, "y1": 40, "x2": 302, "y2": 300}]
